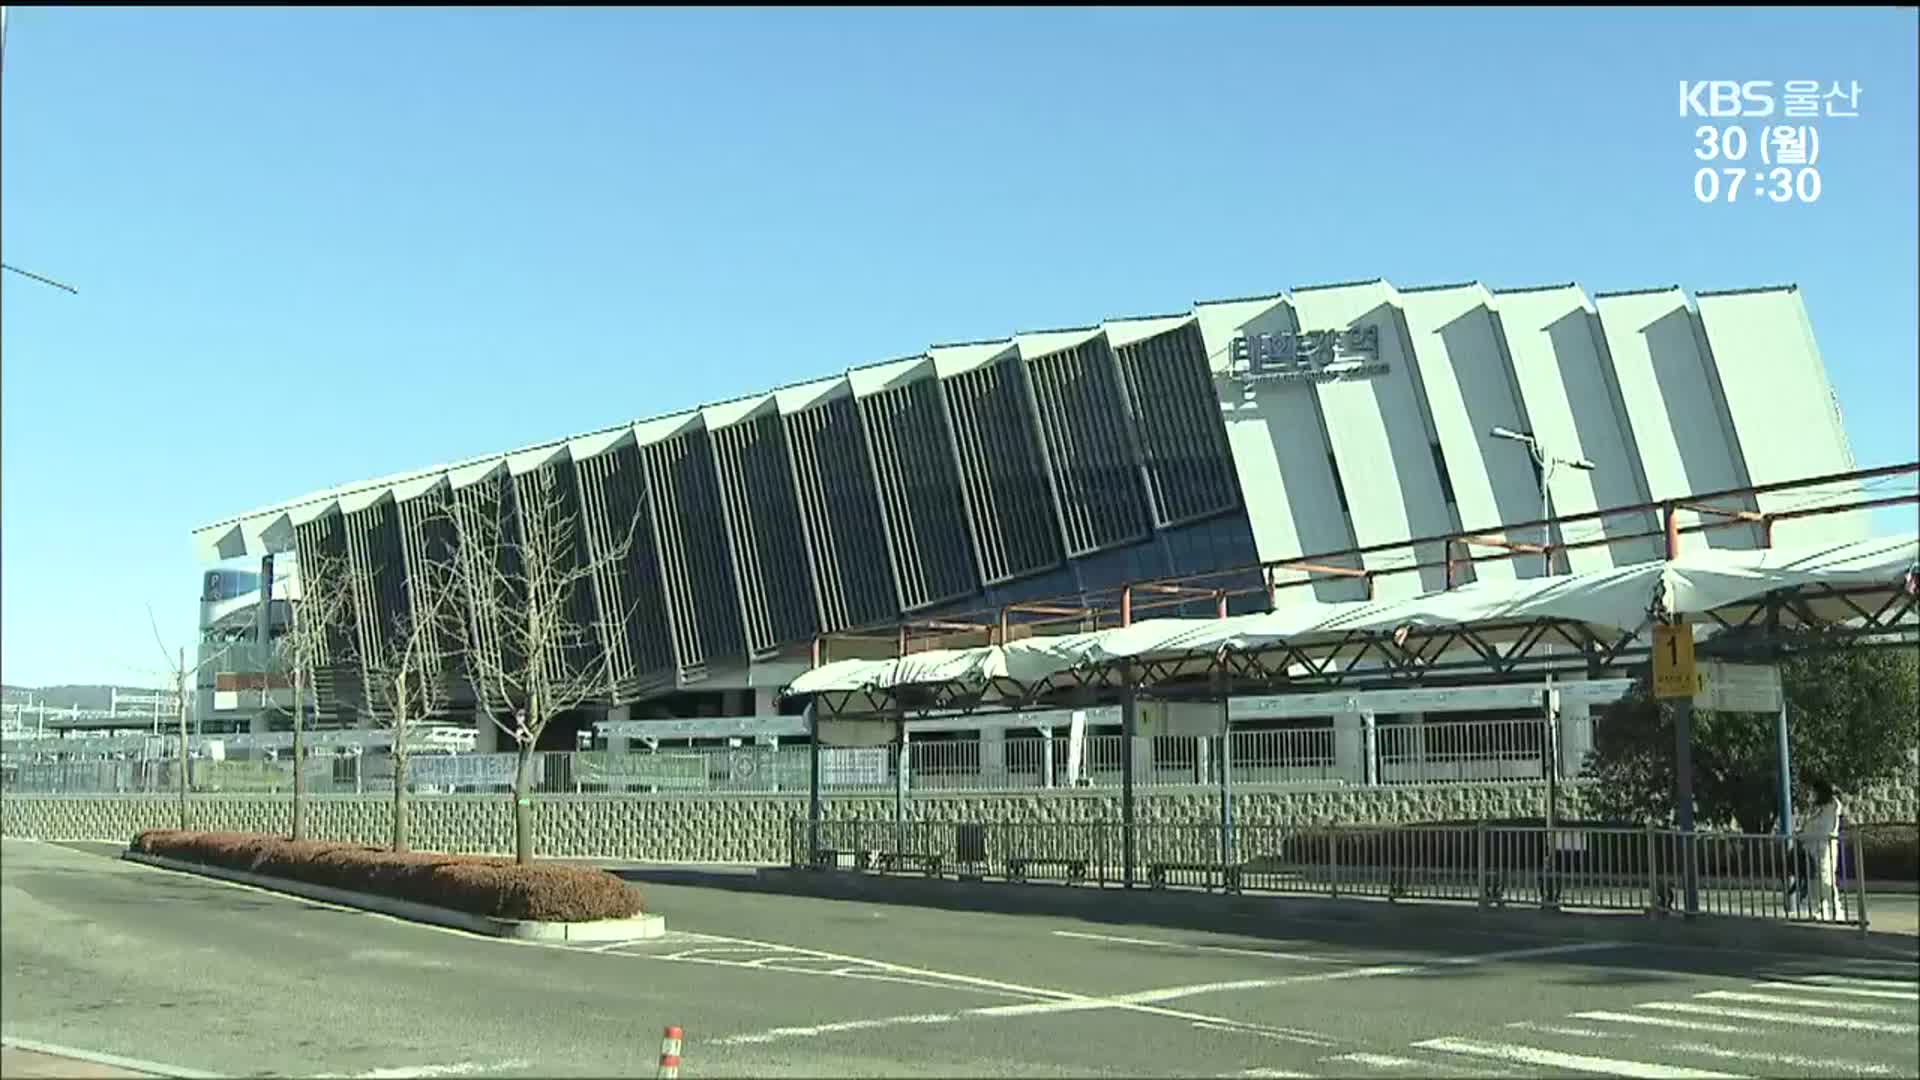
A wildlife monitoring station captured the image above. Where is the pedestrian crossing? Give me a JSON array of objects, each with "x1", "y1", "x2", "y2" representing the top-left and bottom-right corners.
[{"x1": 1223, "y1": 965, "x2": 1918, "y2": 1078}]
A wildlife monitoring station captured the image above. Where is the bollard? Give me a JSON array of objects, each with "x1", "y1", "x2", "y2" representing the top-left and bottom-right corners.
[{"x1": 658, "y1": 1025, "x2": 683, "y2": 1079}]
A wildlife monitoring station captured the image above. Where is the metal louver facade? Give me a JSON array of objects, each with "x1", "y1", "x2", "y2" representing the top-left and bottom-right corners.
[{"x1": 195, "y1": 280, "x2": 1869, "y2": 707}]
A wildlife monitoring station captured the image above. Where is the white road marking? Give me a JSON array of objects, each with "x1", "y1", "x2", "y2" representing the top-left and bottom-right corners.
[
  {"x1": 1754, "y1": 980, "x2": 1917, "y2": 1001},
  {"x1": 1698, "y1": 989, "x2": 1906, "y2": 1013},
  {"x1": 1660, "y1": 1042, "x2": 1898, "y2": 1075},
  {"x1": 972, "y1": 941, "x2": 1626, "y2": 1020},
  {"x1": 715, "y1": 1013, "x2": 958, "y2": 1046},
  {"x1": 1638, "y1": 1001, "x2": 1918, "y2": 1034},
  {"x1": 1571, "y1": 1011, "x2": 1759, "y2": 1035},
  {"x1": 647, "y1": 931, "x2": 1336, "y2": 1046},
  {"x1": 1413, "y1": 1036, "x2": 1746, "y2": 1079},
  {"x1": 0, "y1": 1035, "x2": 225, "y2": 1079},
  {"x1": 1801, "y1": 975, "x2": 1920, "y2": 991},
  {"x1": 1323, "y1": 1051, "x2": 1503, "y2": 1074},
  {"x1": 347, "y1": 1063, "x2": 528, "y2": 1079},
  {"x1": 1225, "y1": 1069, "x2": 1313, "y2": 1078},
  {"x1": 1051, "y1": 929, "x2": 1356, "y2": 964},
  {"x1": 1506, "y1": 1020, "x2": 1611, "y2": 1038}
]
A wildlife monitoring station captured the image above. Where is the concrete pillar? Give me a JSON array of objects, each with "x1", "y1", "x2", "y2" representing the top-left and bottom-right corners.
[
  {"x1": 250, "y1": 712, "x2": 272, "y2": 736},
  {"x1": 1130, "y1": 734, "x2": 1153, "y2": 784},
  {"x1": 1041, "y1": 727, "x2": 1055, "y2": 789},
  {"x1": 1334, "y1": 713, "x2": 1366, "y2": 785},
  {"x1": 1559, "y1": 700, "x2": 1593, "y2": 777},
  {"x1": 474, "y1": 715, "x2": 497, "y2": 754},
  {"x1": 753, "y1": 688, "x2": 777, "y2": 716},
  {"x1": 981, "y1": 727, "x2": 1006, "y2": 787}
]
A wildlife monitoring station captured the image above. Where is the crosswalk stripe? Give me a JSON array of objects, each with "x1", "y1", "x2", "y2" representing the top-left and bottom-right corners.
[
  {"x1": 1754, "y1": 981, "x2": 1917, "y2": 1001},
  {"x1": 1659, "y1": 1042, "x2": 1899, "y2": 1075},
  {"x1": 1228, "y1": 1070, "x2": 1313, "y2": 1078},
  {"x1": 1639, "y1": 1001, "x2": 1918, "y2": 1034},
  {"x1": 1572, "y1": 1010, "x2": 1758, "y2": 1035},
  {"x1": 1325, "y1": 1051, "x2": 1511, "y2": 1075},
  {"x1": 1412, "y1": 1036, "x2": 1746, "y2": 1079},
  {"x1": 1802, "y1": 975, "x2": 1920, "y2": 990},
  {"x1": 1506, "y1": 1021, "x2": 1611, "y2": 1038},
  {"x1": 1699, "y1": 990, "x2": 1906, "y2": 1013}
]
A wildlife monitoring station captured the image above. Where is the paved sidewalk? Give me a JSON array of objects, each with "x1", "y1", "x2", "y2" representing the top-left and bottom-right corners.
[{"x1": 0, "y1": 1046, "x2": 155, "y2": 1078}]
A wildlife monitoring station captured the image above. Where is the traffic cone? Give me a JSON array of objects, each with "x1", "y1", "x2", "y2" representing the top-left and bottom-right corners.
[{"x1": 657, "y1": 1026, "x2": 683, "y2": 1079}]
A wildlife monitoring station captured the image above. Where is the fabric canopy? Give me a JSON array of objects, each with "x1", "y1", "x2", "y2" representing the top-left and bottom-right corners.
[{"x1": 788, "y1": 533, "x2": 1919, "y2": 697}]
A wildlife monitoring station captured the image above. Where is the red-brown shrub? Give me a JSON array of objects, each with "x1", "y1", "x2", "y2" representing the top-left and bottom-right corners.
[{"x1": 131, "y1": 830, "x2": 642, "y2": 922}]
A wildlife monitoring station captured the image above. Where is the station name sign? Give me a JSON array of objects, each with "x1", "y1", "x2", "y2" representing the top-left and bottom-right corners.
[{"x1": 1227, "y1": 325, "x2": 1389, "y2": 385}]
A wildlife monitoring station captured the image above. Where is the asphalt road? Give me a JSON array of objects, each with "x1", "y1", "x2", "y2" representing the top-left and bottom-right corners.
[{"x1": 4, "y1": 837, "x2": 1917, "y2": 1079}]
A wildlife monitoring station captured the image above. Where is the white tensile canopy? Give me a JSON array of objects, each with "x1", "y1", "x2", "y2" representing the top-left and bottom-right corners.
[{"x1": 789, "y1": 534, "x2": 1920, "y2": 698}]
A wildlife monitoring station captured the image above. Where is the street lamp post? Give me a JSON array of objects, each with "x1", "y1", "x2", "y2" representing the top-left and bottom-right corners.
[{"x1": 1488, "y1": 428, "x2": 1597, "y2": 875}]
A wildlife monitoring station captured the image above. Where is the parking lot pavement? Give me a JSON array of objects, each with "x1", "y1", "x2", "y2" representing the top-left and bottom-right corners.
[{"x1": 5, "y1": 838, "x2": 1917, "y2": 1078}]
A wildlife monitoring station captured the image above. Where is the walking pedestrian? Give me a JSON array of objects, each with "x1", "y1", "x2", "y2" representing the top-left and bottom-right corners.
[{"x1": 1796, "y1": 778, "x2": 1846, "y2": 919}]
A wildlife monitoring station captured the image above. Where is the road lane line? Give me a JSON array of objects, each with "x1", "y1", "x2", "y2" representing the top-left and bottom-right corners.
[
  {"x1": 1570, "y1": 1011, "x2": 1759, "y2": 1035},
  {"x1": 1638, "y1": 1001, "x2": 1917, "y2": 1033},
  {"x1": 1754, "y1": 980, "x2": 1917, "y2": 1001},
  {"x1": 1223, "y1": 1069, "x2": 1313, "y2": 1078},
  {"x1": 0, "y1": 1036, "x2": 225, "y2": 1079},
  {"x1": 1698, "y1": 990, "x2": 1905, "y2": 1013},
  {"x1": 714, "y1": 1013, "x2": 959, "y2": 1046},
  {"x1": 1660, "y1": 1043, "x2": 1898, "y2": 1075},
  {"x1": 1050, "y1": 929, "x2": 1357, "y2": 964},
  {"x1": 1413, "y1": 1037, "x2": 1746, "y2": 1079}
]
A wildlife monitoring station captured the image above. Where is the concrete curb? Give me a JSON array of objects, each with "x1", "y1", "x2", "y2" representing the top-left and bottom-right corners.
[
  {"x1": 610, "y1": 865, "x2": 1917, "y2": 963},
  {"x1": 120, "y1": 851, "x2": 665, "y2": 942}
]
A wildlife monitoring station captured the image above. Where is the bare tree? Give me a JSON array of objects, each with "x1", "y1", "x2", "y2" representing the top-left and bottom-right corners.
[
  {"x1": 271, "y1": 550, "x2": 357, "y2": 841},
  {"x1": 145, "y1": 606, "x2": 237, "y2": 831},
  {"x1": 359, "y1": 546, "x2": 465, "y2": 852},
  {"x1": 448, "y1": 471, "x2": 643, "y2": 865}
]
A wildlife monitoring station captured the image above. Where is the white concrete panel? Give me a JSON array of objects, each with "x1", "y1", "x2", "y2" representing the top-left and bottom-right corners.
[
  {"x1": 567, "y1": 427, "x2": 637, "y2": 463},
  {"x1": 771, "y1": 375, "x2": 851, "y2": 414},
  {"x1": 1695, "y1": 287, "x2": 1871, "y2": 547},
  {"x1": 1595, "y1": 288, "x2": 1758, "y2": 550},
  {"x1": 632, "y1": 410, "x2": 702, "y2": 447},
  {"x1": 335, "y1": 486, "x2": 392, "y2": 515},
  {"x1": 700, "y1": 394, "x2": 777, "y2": 431},
  {"x1": 446, "y1": 459, "x2": 507, "y2": 491},
  {"x1": 503, "y1": 444, "x2": 568, "y2": 477},
  {"x1": 845, "y1": 355, "x2": 933, "y2": 397},
  {"x1": 390, "y1": 472, "x2": 451, "y2": 502},
  {"x1": 1396, "y1": 283, "x2": 1539, "y2": 583},
  {"x1": 928, "y1": 340, "x2": 1016, "y2": 378},
  {"x1": 1289, "y1": 281, "x2": 1454, "y2": 599},
  {"x1": 1012, "y1": 327, "x2": 1101, "y2": 359},
  {"x1": 1194, "y1": 294, "x2": 1363, "y2": 603},
  {"x1": 1103, "y1": 313, "x2": 1194, "y2": 349},
  {"x1": 1490, "y1": 285, "x2": 1660, "y2": 570}
]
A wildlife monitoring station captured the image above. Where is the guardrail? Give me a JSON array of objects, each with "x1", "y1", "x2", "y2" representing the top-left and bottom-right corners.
[
  {"x1": 0, "y1": 718, "x2": 1583, "y2": 796},
  {"x1": 789, "y1": 818, "x2": 1871, "y2": 928}
]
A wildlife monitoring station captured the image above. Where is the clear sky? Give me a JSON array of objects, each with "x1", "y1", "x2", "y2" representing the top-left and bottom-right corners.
[{"x1": 3, "y1": 7, "x2": 1916, "y2": 689}]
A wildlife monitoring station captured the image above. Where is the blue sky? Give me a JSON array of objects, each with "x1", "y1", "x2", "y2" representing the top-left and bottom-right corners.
[{"x1": 3, "y1": 7, "x2": 1916, "y2": 689}]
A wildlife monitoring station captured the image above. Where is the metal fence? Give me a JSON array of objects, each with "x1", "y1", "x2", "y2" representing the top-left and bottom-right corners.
[
  {"x1": 0, "y1": 717, "x2": 1579, "y2": 797},
  {"x1": 790, "y1": 818, "x2": 1872, "y2": 927}
]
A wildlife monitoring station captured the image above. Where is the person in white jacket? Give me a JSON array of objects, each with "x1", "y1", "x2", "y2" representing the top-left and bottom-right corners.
[{"x1": 1797, "y1": 778, "x2": 1846, "y2": 920}]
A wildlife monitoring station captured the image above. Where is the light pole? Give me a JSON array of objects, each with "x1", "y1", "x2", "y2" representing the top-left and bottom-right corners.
[
  {"x1": 1488, "y1": 427, "x2": 1596, "y2": 576},
  {"x1": 1489, "y1": 428, "x2": 1597, "y2": 881}
]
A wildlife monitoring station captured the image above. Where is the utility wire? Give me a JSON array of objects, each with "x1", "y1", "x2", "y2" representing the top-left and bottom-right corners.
[{"x1": 2, "y1": 262, "x2": 79, "y2": 294}]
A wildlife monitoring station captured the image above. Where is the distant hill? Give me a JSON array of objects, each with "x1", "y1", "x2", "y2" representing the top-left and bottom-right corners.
[{"x1": 2, "y1": 685, "x2": 166, "y2": 711}]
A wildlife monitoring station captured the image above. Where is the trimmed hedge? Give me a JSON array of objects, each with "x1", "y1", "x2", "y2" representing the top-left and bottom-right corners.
[
  {"x1": 131, "y1": 830, "x2": 643, "y2": 922},
  {"x1": 1857, "y1": 823, "x2": 1918, "y2": 882}
]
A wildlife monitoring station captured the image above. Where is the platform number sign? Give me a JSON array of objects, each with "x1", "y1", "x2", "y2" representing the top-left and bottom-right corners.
[{"x1": 1652, "y1": 622, "x2": 1697, "y2": 699}]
